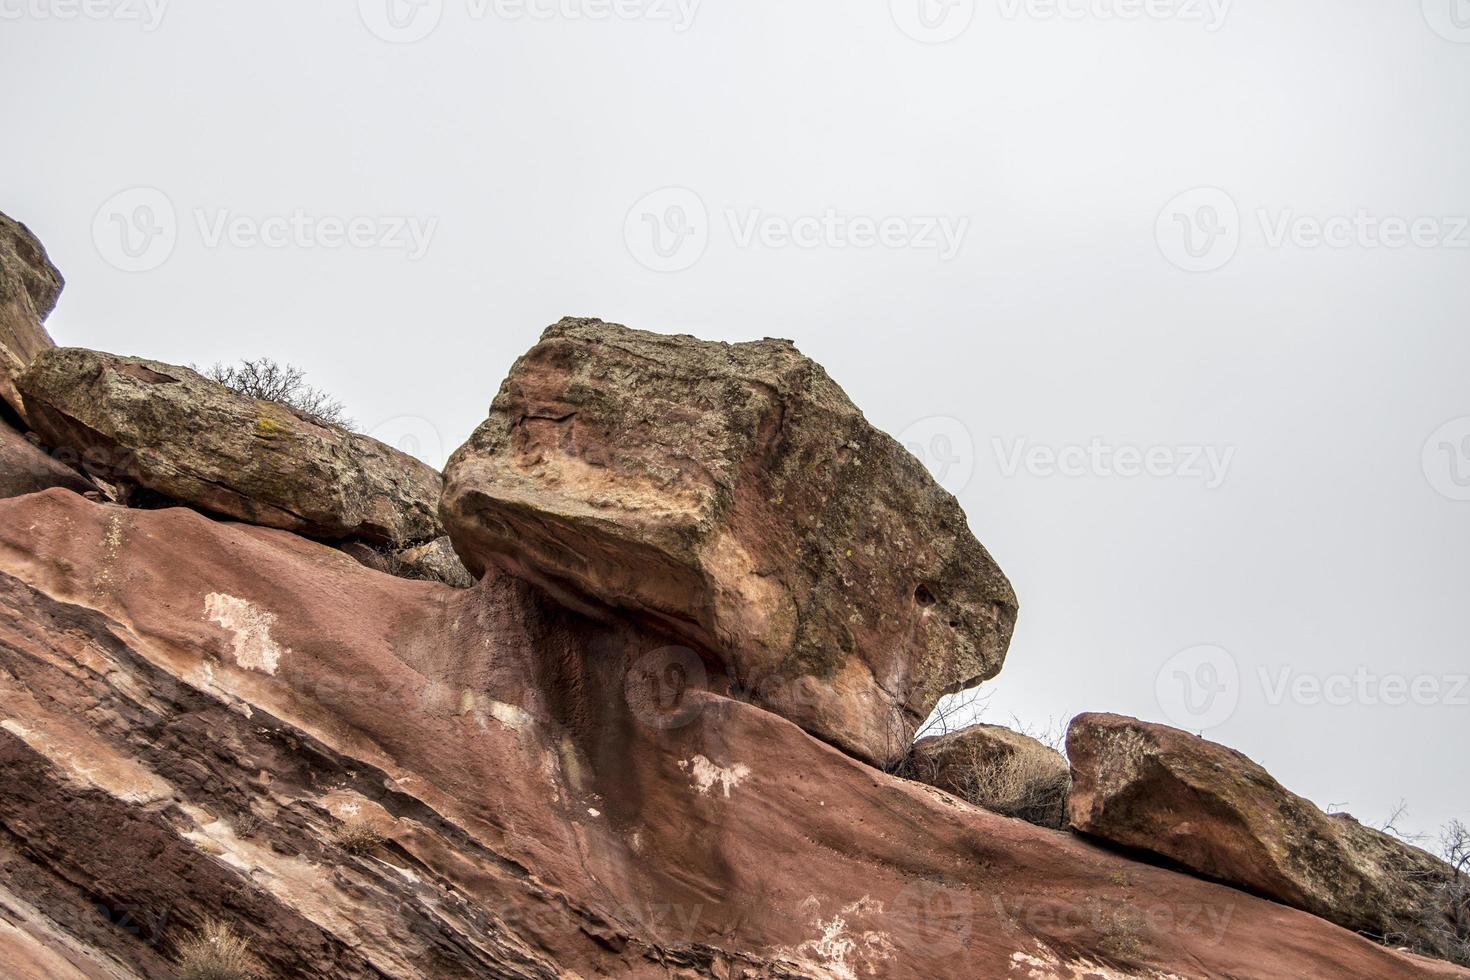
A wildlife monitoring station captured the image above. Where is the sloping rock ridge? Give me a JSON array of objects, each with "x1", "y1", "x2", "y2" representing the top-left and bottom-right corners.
[
  {"x1": 0, "y1": 489, "x2": 1464, "y2": 979},
  {"x1": 442, "y1": 317, "x2": 1018, "y2": 767},
  {"x1": 18, "y1": 348, "x2": 444, "y2": 548},
  {"x1": 1067, "y1": 712, "x2": 1466, "y2": 963}
]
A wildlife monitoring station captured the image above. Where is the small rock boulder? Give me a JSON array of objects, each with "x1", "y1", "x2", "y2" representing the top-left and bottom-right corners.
[
  {"x1": 18, "y1": 349, "x2": 443, "y2": 547},
  {"x1": 904, "y1": 723, "x2": 1070, "y2": 828},
  {"x1": 0, "y1": 417, "x2": 94, "y2": 500},
  {"x1": 442, "y1": 317, "x2": 1018, "y2": 766},
  {"x1": 0, "y1": 212, "x2": 63, "y2": 422},
  {"x1": 1066, "y1": 712, "x2": 1461, "y2": 959}
]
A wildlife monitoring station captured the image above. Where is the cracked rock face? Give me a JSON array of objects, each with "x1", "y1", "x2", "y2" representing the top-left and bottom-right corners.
[
  {"x1": 0, "y1": 489, "x2": 1461, "y2": 980},
  {"x1": 0, "y1": 211, "x2": 63, "y2": 423},
  {"x1": 442, "y1": 317, "x2": 1018, "y2": 767},
  {"x1": 17, "y1": 348, "x2": 444, "y2": 548}
]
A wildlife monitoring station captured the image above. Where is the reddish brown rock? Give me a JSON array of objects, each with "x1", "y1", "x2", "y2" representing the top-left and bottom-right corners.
[
  {"x1": 0, "y1": 417, "x2": 94, "y2": 500},
  {"x1": 1067, "y1": 712, "x2": 1464, "y2": 963},
  {"x1": 18, "y1": 348, "x2": 444, "y2": 547},
  {"x1": 442, "y1": 317, "x2": 1018, "y2": 767},
  {"x1": 0, "y1": 490, "x2": 1461, "y2": 979},
  {"x1": 0, "y1": 211, "x2": 63, "y2": 422},
  {"x1": 904, "y1": 723, "x2": 1070, "y2": 829}
]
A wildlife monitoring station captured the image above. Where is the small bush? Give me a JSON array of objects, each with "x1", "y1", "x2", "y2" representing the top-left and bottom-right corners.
[
  {"x1": 174, "y1": 918, "x2": 263, "y2": 980},
  {"x1": 332, "y1": 819, "x2": 387, "y2": 856},
  {"x1": 199, "y1": 358, "x2": 354, "y2": 430}
]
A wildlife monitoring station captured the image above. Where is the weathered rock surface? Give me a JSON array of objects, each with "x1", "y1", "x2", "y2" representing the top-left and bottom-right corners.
[
  {"x1": 0, "y1": 490, "x2": 1461, "y2": 980},
  {"x1": 1067, "y1": 712, "x2": 1464, "y2": 962},
  {"x1": 905, "y1": 724, "x2": 1070, "y2": 829},
  {"x1": 0, "y1": 212, "x2": 63, "y2": 422},
  {"x1": 442, "y1": 317, "x2": 1018, "y2": 767},
  {"x1": 0, "y1": 417, "x2": 94, "y2": 500},
  {"x1": 18, "y1": 348, "x2": 444, "y2": 547}
]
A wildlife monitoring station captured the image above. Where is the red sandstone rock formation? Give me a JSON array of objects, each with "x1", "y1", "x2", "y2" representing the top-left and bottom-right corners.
[{"x1": 0, "y1": 489, "x2": 1464, "y2": 979}]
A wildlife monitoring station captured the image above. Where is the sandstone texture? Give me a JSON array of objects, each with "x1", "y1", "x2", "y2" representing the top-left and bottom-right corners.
[
  {"x1": 1067, "y1": 712, "x2": 1464, "y2": 962},
  {"x1": 0, "y1": 211, "x2": 63, "y2": 421},
  {"x1": 0, "y1": 488, "x2": 1462, "y2": 979},
  {"x1": 442, "y1": 317, "x2": 1018, "y2": 767},
  {"x1": 1, "y1": 417, "x2": 94, "y2": 500},
  {"x1": 18, "y1": 348, "x2": 444, "y2": 547},
  {"x1": 905, "y1": 723, "x2": 1070, "y2": 829}
]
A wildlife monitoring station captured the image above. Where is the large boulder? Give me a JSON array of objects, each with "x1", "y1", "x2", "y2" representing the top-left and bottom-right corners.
[
  {"x1": 0, "y1": 488, "x2": 1461, "y2": 980},
  {"x1": 0, "y1": 212, "x2": 63, "y2": 422},
  {"x1": 904, "y1": 723, "x2": 1070, "y2": 828},
  {"x1": 1067, "y1": 713, "x2": 1464, "y2": 962},
  {"x1": 18, "y1": 348, "x2": 443, "y2": 547},
  {"x1": 0, "y1": 417, "x2": 94, "y2": 500},
  {"x1": 442, "y1": 317, "x2": 1018, "y2": 767}
]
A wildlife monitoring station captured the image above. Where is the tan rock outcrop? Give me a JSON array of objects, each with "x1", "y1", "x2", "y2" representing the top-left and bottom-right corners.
[
  {"x1": 905, "y1": 723, "x2": 1070, "y2": 828},
  {"x1": 1067, "y1": 712, "x2": 1465, "y2": 962},
  {"x1": 0, "y1": 488, "x2": 1462, "y2": 979},
  {"x1": 18, "y1": 348, "x2": 444, "y2": 547},
  {"x1": 442, "y1": 317, "x2": 1018, "y2": 767},
  {"x1": 0, "y1": 211, "x2": 63, "y2": 422}
]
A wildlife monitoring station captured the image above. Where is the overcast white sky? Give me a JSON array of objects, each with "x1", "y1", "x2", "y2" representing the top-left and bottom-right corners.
[{"x1": 4, "y1": 0, "x2": 1468, "y2": 838}]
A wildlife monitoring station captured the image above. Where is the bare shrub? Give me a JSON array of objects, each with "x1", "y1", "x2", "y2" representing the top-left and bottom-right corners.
[
  {"x1": 331, "y1": 818, "x2": 387, "y2": 856},
  {"x1": 199, "y1": 358, "x2": 354, "y2": 429},
  {"x1": 1422, "y1": 819, "x2": 1470, "y2": 965},
  {"x1": 174, "y1": 918, "x2": 263, "y2": 980}
]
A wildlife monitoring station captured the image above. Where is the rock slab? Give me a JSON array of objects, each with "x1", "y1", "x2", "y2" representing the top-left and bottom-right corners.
[
  {"x1": 442, "y1": 317, "x2": 1018, "y2": 766},
  {"x1": 1067, "y1": 712, "x2": 1463, "y2": 962},
  {"x1": 18, "y1": 348, "x2": 444, "y2": 547},
  {"x1": 0, "y1": 489, "x2": 1462, "y2": 980}
]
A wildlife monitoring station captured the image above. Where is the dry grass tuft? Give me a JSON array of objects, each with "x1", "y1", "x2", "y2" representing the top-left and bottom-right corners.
[
  {"x1": 332, "y1": 818, "x2": 387, "y2": 856},
  {"x1": 175, "y1": 918, "x2": 264, "y2": 980}
]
